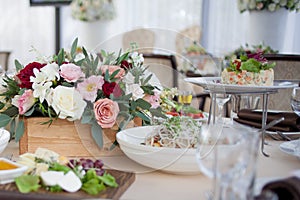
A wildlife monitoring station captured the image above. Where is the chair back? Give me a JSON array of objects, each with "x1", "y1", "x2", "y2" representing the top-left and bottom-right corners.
[
  {"x1": 122, "y1": 28, "x2": 155, "y2": 53},
  {"x1": 265, "y1": 54, "x2": 300, "y2": 111},
  {"x1": 0, "y1": 51, "x2": 11, "y2": 71},
  {"x1": 143, "y1": 53, "x2": 178, "y2": 88}
]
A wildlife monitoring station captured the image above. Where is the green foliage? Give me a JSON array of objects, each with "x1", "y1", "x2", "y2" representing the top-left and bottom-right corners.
[{"x1": 15, "y1": 175, "x2": 41, "y2": 193}]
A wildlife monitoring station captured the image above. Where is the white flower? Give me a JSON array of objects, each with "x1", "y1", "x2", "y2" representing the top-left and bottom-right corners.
[
  {"x1": 31, "y1": 68, "x2": 47, "y2": 84},
  {"x1": 143, "y1": 70, "x2": 163, "y2": 91},
  {"x1": 268, "y1": 3, "x2": 277, "y2": 11},
  {"x1": 49, "y1": 86, "x2": 86, "y2": 121},
  {"x1": 41, "y1": 63, "x2": 60, "y2": 81},
  {"x1": 129, "y1": 52, "x2": 144, "y2": 66},
  {"x1": 32, "y1": 81, "x2": 53, "y2": 103},
  {"x1": 11, "y1": 95, "x2": 20, "y2": 108},
  {"x1": 279, "y1": 0, "x2": 287, "y2": 6},
  {"x1": 126, "y1": 84, "x2": 144, "y2": 100},
  {"x1": 30, "y1": 63, "x2": 60, "y2": 85},
  {"x1": 123, "y1": 72, "x2": 135, "y2": 85},
  {"x1": 249, "y1": 0, "x2": 257, "y2": 9}
]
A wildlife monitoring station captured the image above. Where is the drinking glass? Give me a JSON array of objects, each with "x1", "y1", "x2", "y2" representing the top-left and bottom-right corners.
[
  {"x1": 215, "y1": 93, "x2": 231, "y2": 121},
  {"x1": 196, "y1": 123, "x2": 259, "y2": 199},
  {"x1": 291, "y1": 87, "x2": 300, "y2": 116},
  {"x1": 178, "y1": 91, "x2": 193, "y2": 105}
]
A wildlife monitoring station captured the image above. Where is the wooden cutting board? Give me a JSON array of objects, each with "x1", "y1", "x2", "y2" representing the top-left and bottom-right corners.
[{"x1": 0, "y1": 169, "x2": 135, "y2": 200}]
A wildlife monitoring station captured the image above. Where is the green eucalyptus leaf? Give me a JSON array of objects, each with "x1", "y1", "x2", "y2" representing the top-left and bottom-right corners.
[
  {"x1": 81, "y1": 113, "x2": 93, "y2": 124},
  {"x1": 91, "y1": 122, "x2": 103, "y2": 148},
  {"x1": 57, "y1": 48, "x2": 65, "y2": 66},
  {"x1": 150, "y1": 107, "x2": 167, "y2": 118},
  {"x1": 70, "y1": 38, "x2": 78, "y2": 60},
  {"x1": 9, "y1": 118, "x2": 16, "y2": 138},
  {"x1": 135, "y1": 111, "x2": 150, "y2": 122},
  {"x1": 0, "y1": 114, "x2": 11, "y2": 127},
  {"x1": 14, "y1": 59, "x2": 24, "y2": 72},
  {"x1": 135, "y1": 98, "x2": 151, "y2": 110},
  {"x1": 15, "y1": 120, "x2": 25, "y2": 142},
  {"x1": 3, "y1": 106, "x2": 19, "y2": 117},
  {"x1": 24, "y1": 106, "x2": 36, "y2": 117}
]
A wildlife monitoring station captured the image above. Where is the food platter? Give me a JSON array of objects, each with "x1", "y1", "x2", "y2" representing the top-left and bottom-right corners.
[
  {"x1": 116, "y1": 126, "x2": 200, "y2": 174},
  {"x1": 185, "y1": 77, "x2": 298, "y2": 94}
]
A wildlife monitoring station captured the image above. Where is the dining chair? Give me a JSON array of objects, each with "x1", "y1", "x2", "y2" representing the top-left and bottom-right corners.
[
  {"x1": 264, "y1": 54, "x2": 300, "y2": 111},
  {"x1": 0, "y1": 51, "x2": 11, "y2": 72},
  {"x1": 143, "y1": 53, "x2": 178, "y2": 88},
  {"x1": 122, "y1": 28, "x2": 155, "y2": 54}
]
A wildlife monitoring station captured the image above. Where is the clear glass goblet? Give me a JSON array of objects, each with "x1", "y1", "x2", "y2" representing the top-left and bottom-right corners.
[
  {"x1": 196, "y1": 123, "x2": 259, "y2": 199},
  {"x1": 215, "y1": 93, "x2": 231, "y2": 121},
  {"x1": 291, "y1": 87, "x2": 300, "y2": 116}
]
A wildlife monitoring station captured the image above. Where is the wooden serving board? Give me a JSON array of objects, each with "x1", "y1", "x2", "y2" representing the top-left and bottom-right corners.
[{"x1": 0, "y1": 169, "x2": 135, "y2": 200}]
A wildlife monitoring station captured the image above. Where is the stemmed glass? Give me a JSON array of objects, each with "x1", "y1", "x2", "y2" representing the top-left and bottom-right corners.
[
  {"x1": 291, "y1": 87, "x2": 300, "y2": 116},
  {"x1": 291, "y1": 87, "x2": 300, "y2": 157},
  {"x1": 195, "y1": 123, "x2": 259, "y2": 199},
  {"x1": 215, "y1": 93, "x2": 231, "y2": 122}
]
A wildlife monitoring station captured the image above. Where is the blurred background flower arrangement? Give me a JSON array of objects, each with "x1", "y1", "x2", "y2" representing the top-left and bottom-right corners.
[
  {"x1": 0, "y1": 38, "x2": 168, "y2": 148},
  {"x1": 71, "y1": 0, "x2": 116, "y2": 22},
  {"x1": 224, "y1": 42, "x2": 278, "y2": 61},
  {"x1": 238, "y1": 0, "x2": 300, "y2": 13}
]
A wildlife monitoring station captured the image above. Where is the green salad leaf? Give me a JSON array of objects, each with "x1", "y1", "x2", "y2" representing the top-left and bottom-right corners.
[
  {"x1": 240, "y1": 58, "x2": 261, "y2": 72},
  {"x1": 15, "y1": 175, "x2": 41, "y2": 193}
]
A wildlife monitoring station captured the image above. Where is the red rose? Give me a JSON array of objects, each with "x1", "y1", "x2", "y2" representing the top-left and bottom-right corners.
[
  {"x1": 16, "y1": 62, "x2": 46, "y2": 89},
  {"x1": 102, "y1": 81, "x2": 123, "y2": 98},
  {"x1": 120, "y1": 60, "x2": 132, "y2": 69}
]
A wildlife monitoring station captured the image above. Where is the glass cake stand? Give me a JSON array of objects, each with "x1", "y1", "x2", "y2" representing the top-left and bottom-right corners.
[{"x1": 185, "y1": 77, "x2": 298, "y2": 157}]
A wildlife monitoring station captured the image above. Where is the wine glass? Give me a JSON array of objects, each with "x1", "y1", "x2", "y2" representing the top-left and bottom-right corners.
[
  {"x1": 291, "y1": 87, "x2": 300, "y2": 116},
  {"x1": 196, "y1": 123, "x2": 259, "y2": 199},
  {"x1": 178, "y1": 91, "x2": 193, "y2": 115},
  {"x1": 178, "y1": 91, "x2": 193, "y2": 105},
  {"x1": 215, "y1": 93, "x2": 231, "y2": 122},
  {"x1": 291, "y1": 87, "x2": 300, "y2": 157}
]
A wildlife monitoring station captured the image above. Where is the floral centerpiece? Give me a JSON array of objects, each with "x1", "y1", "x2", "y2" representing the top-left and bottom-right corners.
[
  {"x1": 238, "y1": 0, "x2": 300, "y2": 13},
  {"x1": 0, "y1": 38, "x2": 166, "y2": 148},
  {"x1": 71, "y1": 0, "x2": 116, "y2": 22},
  {"x1": 224, "y1": 43, "x2": 278, "y2": 61}
]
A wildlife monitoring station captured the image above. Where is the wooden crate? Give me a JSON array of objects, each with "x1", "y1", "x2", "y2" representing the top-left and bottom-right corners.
[{"x1": 19, "y1": 117, "x2": 124, "y2": 158}]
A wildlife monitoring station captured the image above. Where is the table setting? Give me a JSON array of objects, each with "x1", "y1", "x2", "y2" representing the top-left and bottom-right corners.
[{"x1": 0, "y1": 40, "x2": 299, "y2": 200}]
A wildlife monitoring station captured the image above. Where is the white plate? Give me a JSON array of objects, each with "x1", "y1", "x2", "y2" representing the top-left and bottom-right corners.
[
  {"x1": 116, "y1": 126, "x2": 200, "y2": 174},
  {"x1": 279, "y1": 140, "x2": 300, "y2": 157},
  {"x1": 185, "y1": 77, "x2": 297, "y2": 94}
]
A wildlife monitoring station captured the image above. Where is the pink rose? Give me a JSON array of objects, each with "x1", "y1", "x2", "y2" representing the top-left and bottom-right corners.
[
  {"x1": 60, "y1": 63, "x2": 85, "y2": 82},
  {"x1": 18, "y1": 90, "x2": 36, "y2": 115},
  {"x1": 94, "y1": 98, "x2": 119, "y2": 128},
  {"x1": 100, "y1": 65, "x2": 125, "y2": 79}
]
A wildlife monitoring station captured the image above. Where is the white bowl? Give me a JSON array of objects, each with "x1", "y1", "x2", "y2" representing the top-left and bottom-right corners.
[
  {"x1": 0, "y1": 129, "x2": 10, "y2": 154},
  {"x1": 0, "y1": 158, "x2": 28, "y2": 184},
  {"x1": 116, "y1": 126, "x2": 200, "y2": 174}
]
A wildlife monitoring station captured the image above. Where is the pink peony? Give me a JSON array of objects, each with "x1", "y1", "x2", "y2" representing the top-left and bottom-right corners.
[
  {"x1": 18, "y1": 90, "x2": 36, "y2": 115},
  {"x1": 60, "y1": 63, "x2": 85, "y2": 82},
  {"x1": 94, "y1": 98, "x2": 119, "y2": 129},
  {"x1": 100, "y1": 65, "x2": 125, "y2": 79},
  {"x1": 77, "y1": 75, "x2": 104, "y2": 102},
  {"x1": 144, "y1": 91, "x2": 160, "y2": 108}
]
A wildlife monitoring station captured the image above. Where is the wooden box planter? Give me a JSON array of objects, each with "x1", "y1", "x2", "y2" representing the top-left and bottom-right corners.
[{"x1": 19, "y1": 117, "x2": 130, "y2": 158}]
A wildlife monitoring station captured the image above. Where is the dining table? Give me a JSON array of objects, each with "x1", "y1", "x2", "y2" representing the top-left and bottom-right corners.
[{"x1": 1, "y1": 135, "x2": 300, "y2": 200}]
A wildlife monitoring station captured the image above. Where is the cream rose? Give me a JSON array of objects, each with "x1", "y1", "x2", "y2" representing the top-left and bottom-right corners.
[
  {"x1": 50, "y1": 86, "x2": 87, "y2": 121},
  {"x1": 94, "y1": 98, "x2": 119, "y2": 128}
]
